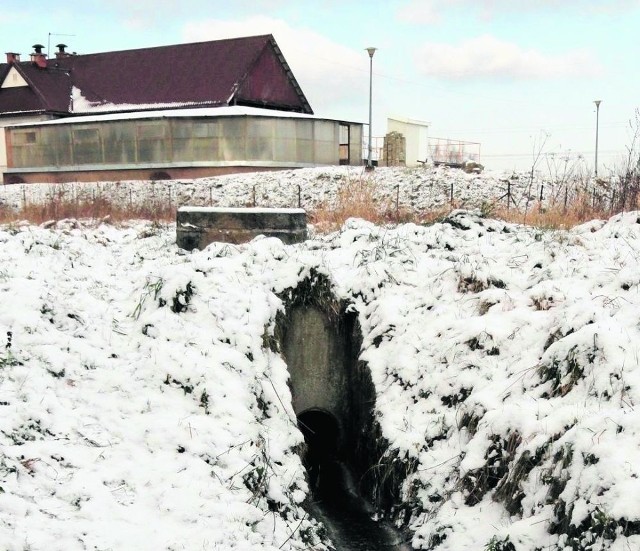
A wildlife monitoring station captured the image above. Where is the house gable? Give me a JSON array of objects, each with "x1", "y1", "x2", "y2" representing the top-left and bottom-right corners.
[
  {"x1": 232, "y1": 38, "x2": 313, "y2": 114},
  {"x1": 0, "y1": 35, "x2": 314, "y2": 117},
  {"x1": 1, "y1": 66, "x2": 28, "y2": 89}
]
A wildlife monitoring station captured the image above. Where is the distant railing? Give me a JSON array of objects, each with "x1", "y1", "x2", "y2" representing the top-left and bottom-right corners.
[
  {"x1": 428, "y1": 137, "x2": 481, "y2": 167},
  {"x1": 362, "y1": 136, "x2": 481, "y2": 167}
]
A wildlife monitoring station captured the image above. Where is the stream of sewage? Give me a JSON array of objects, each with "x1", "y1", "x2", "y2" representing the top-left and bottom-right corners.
[
  {"x1": 306, "y1": 460, "x2": 412, "y2": 551},
  {"x1": 299, "y1": 411, "x2": 412, "y2": 551}
]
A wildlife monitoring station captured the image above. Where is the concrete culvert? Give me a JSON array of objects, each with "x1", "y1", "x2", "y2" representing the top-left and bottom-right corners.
[{"x1": 278, "y1": 277, "x2": 411, "y2": 549}]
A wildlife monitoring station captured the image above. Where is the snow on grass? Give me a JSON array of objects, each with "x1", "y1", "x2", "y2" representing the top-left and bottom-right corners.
[
  {"x1": 0, "y1": 165, "x2": 541, "y2": 215},
  {"x1": 337, "y1": 211, "x2": 640, "y2": 550},
  {"x1": 1, "y1": 170, "x2": 640, "y2": 550},
  {"x1": 0, "y1": 224, "x2": 324, "y2": 550}
]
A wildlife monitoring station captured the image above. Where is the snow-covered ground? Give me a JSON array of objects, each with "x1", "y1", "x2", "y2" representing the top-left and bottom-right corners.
[{"x1": 1, "y1": 167, "x2": 639, "y2": 550}]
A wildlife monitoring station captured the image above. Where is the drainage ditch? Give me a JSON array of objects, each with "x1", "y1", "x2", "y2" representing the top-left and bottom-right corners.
[{"x1": 276, "y1": 280, "x2": 413, "y2": 551}]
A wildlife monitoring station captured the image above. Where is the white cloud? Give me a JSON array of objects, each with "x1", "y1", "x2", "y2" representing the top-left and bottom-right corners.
[
  {"x1": 396, "y1": 1, "x2": 452, "y2": 24},
  {"x1": 181, "y1": 16, "x2": 369, "y2": 117},
  {"x1": 414, "y1": 34, "x2": 602, "y2": 80},
  {"x1": 398, "y1": 0, "x2": 638, "y2": 23}
]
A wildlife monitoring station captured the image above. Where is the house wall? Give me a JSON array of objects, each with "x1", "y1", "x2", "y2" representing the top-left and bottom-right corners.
[
  {"x1": 0, "y1": 67, "x2": 29, "y2": 89},
  {"x1": 4, "y1": 115, "x2": 364, "y2": 183}
]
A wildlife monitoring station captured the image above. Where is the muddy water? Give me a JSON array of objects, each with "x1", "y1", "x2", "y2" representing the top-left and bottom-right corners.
[{"x1": 308, "y1": 461, "x2": 413, "y2": 551}]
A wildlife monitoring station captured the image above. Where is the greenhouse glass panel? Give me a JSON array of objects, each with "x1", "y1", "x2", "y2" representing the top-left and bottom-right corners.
[
  {"x1": 103, "y1": 122, "x2": 137, "y2": 164},
  {"x1": 11, "y1": 129, "x2": 40, "y2": 167},
  {"x1": 219, "y1": 118, "x2": 246, "y2": 161},
  {"x1": 42, "y1": 126, "x2": 72, "y2": 166},
  {"x1": 72, "y1": 127, "x2": 102, "y2": 165},
  {"x1": 171, "y1": 120, "x2": 219, "y2": 162},
  {"x1": 275, "y1": 119, "x2": 297, "y2": 140},
  {"x1": 274, "y1": 138, "x2": 296, "y2": 162},
  {"x1": 349, "y1": 124, "x2": 363, "y2": 166},
  {"x1": 136, "y1": 122, "x2": 168, "y2": 163},
  {"x1": 312, "y1": 121, "x2": 338, "y2": 164},
  {"x1": 12, "y1": 130, "x2": 38, "y2": 146},
  {"x1": 314, "y1": 121, "x2": 336, "y2": 142},
  {"x1": 246, "y1": 119, "x2": 274, "y2": 161},
  {"x1": 314, "y1": 141, "x2": 337, "y2": 164}
]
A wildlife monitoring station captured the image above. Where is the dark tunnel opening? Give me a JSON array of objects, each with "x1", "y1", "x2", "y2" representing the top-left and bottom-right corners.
[{"x1": 297, "y1": 409, "x2": 341, "y2": 495}]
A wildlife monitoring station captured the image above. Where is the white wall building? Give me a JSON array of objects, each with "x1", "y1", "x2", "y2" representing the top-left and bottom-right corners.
[{"x1": 387, "y1": 116, "x2": 429, "y2": 167}]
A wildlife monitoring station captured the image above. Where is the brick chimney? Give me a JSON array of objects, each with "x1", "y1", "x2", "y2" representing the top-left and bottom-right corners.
[
  {"x1": 55, "y1": 43, "x2": 72, "y2": 59},
  {"x1": 30, "y1": 44, "x2": 47, "y2": 68},
  {"x1": 5, "y1": 52, "x2": 20, "y2": 64}
]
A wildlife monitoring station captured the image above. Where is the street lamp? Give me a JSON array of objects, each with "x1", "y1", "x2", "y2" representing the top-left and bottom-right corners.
[
  {"x1": 366, "y1": 47, "x2": 377, "y2": 170},
  {"x1": 594, "y1": 100, "x2": 602, "y2": 178}
]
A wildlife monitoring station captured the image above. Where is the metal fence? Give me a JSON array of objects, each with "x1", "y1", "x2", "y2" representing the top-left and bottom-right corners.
[{"x1": 428, "y1": 137, "x2": 481, "y2": 167}]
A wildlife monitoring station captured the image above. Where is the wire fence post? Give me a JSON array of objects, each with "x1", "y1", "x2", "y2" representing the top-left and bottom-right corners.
[
  {"x1": 611, "y1": 189, "x2": 616, "y2": 214},
  {"x1": 395, "y1": 184, "x2": 400, "y2": 221},
  {"x1": 506, "y1": 181, "x2": 511, "y2": 211},
  {"x1": 538, "y1": 183, "x2": 544, "y2": 212},
  {"x1": 564, "y1": 185, "x2": 568, "y2": 213},
  {"x1": 297, "y1": 184, "x2": 301, "y2": 208},
  {"x1": 450, "y1": 182, "x2": 454, "y2": 205},
  {"x1": 252, "y1": 185, "x2": 256, "y2": 207}
]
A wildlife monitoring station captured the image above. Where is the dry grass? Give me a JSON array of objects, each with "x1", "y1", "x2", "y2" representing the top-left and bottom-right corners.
[
  {"x1": 309, "y1": 176, "x2": 421, "y2": 233},
  {"x1": 1, "y1": 177, "x2": 636, "y2": 232},
  {"x1": 0, "y1": 193, "x2": 175, "y2": 225},
  {"x1": 490, "y1": 190, "x2": 636, "y2": 230},
  {"x1": 308, "y1": 177, "x2": 622, "y2": 234}
]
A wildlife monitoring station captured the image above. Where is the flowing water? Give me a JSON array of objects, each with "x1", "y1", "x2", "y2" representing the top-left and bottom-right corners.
[{"x1": 307, "y1": 460, "x2": 413, "y2": 551}]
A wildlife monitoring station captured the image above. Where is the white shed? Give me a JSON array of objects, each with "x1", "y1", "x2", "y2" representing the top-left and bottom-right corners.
[{"x1": 386, "y1": 116, "x2": 429, "y2": 167}]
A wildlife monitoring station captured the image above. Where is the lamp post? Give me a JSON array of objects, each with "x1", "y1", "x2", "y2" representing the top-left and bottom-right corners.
[
  {"x1": 366, "y1": 47, "x2": 377, "y2": 170},
  {"x1": 594, "y1": 99, "x2": 602, "y2": 178}
]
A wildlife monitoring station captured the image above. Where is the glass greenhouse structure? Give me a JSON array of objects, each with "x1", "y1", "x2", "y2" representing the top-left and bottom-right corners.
[{"x1": 3, "y1": 107, "x2": 363, "y2": 183}]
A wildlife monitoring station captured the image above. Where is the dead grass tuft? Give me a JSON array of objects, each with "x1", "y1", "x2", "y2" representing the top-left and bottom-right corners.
[
  {"x1": 488, "y1": 190, "x2": 626, "y2": 230},
  {"x1": 0, "y1": 193, "x2": 175, "y2": 226},
  {"x1": 309, "y1": 175, "x2": 423, "y2": 233}
]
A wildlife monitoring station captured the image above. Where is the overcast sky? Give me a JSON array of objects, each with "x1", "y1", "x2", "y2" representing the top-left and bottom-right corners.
[{"x1": 3, "y1": 0, "x2": 639, "y2": 172}]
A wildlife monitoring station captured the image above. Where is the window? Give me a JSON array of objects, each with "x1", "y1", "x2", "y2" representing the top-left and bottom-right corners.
[{"x1": 13, "y1": 131, "x2": 37, "y2": 145}]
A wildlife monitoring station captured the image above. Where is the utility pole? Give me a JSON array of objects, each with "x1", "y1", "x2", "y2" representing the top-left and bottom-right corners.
[
  {"x1": 594, "y1": 99, "x2": 602, "y2": 178},
  {"x1": 366, "y1": 47, "x2": 377, "y2": 170}
]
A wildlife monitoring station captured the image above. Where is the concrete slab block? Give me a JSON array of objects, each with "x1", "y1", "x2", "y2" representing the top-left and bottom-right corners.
[{"x1": 176, "y1": 206, "x2": 307, "y2": 249}]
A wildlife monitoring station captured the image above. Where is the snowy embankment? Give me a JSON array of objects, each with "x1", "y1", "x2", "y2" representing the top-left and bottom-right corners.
[
  {"x1": 0, "y1": 223, "x2": 324, "y2": 550},
  {"x1": 1, "y1": 169, "x2": 640, "y2": 550},
  {"x1": 0, "y1": 165, "x2": 549, "y2": 214}
]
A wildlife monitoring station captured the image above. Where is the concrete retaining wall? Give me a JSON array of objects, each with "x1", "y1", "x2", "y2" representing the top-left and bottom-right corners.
[{"x1": 176, "y1": 206, "x2": 307, "y2": 249}]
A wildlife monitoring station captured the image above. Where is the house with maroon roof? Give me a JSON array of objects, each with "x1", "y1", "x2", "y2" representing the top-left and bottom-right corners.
[{"x1": 0, "y1": 36, "x2": 363, "y2": 183}]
